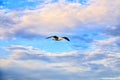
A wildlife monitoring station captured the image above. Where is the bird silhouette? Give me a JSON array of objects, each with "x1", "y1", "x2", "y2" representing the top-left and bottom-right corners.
[{"x1": 46, "y1": 36, "x2": 70, "y2": 41}]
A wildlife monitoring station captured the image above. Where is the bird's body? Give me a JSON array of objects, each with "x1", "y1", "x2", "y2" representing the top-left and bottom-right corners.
[
  {"x1": 54, "y1": 37, "x2": 63, "y2": 41},
  {"x1": 46, "y1": 36, "x2": 70, "y2": 41}
]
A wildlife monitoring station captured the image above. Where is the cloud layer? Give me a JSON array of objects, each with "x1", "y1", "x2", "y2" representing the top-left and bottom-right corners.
[
  {"x1": 1, "y1": 42, "x2": 120, "y2": 80},
  {"x1": 0, "y1": 0, "x2": 120, "y2": 39},
  {"x1": 0, "y1": 0, "x2": 120, "y2": 80}
]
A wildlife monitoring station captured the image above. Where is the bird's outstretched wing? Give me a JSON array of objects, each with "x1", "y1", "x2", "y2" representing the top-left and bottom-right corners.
[
  {"x1": 46, "y1": 36, "x2": 58, "y2": 39},
  {"x1": 62, "y1": 37, "x2": 70, "y2": 41}
]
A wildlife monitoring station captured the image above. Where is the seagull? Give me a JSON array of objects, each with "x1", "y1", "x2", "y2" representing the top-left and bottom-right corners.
[{"x1": 46, "y1": 36, "x2": 70, "y2": 41}]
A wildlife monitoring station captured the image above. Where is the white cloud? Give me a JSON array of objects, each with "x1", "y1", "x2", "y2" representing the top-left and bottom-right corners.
[
  {"x1": 4, "y1": 45, "x2": 36, "y2": 51},
  {"x1": 3, "y1": 48, "x2": 96, "y2": 74},
  {"x1": 90, "y1": 36, "x2": 120, "y2": 54},
  {"x1": 1, "y1": 44, "x2": 120, "y2": 80},
  {"x1": 0, "y1": 58, "x2": 89, "y2": 74},
  {"x1": 1, "y1": 1, "x2": 120, "y2": 79},
  {"x1": 0, "y1": 0, "x2": 120, "y2": 39},
  {"x1": 101, "y1": 76, "x2": 120, "y2": 80},
  {"x1": 0, "y1": 58, "x2": 91, "y2": 80},
  {"x1": 88, "y1": 58, "x2": 118, "y2": 69},
  {"x1": 96, "y1": 37, "x2": 120, "y2": 46},
  {"x1": 107, "y1": 53, "x2": 120, "y2": 58}
]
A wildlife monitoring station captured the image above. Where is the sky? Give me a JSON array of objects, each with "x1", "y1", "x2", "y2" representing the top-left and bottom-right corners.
[{"x1": 0, "y1": 0, "x2": 120, "y2": 80}]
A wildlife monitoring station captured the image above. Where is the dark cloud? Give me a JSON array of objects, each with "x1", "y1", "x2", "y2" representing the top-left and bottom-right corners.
[
  {"x1": 0, "y1": 70, "x2": 4, "y2": 80},
  {"x1": 1, "y1": 61, "x2": 120, "y2": 80},
  {"x1": 0, "y1": 66, "x2": 82, "y2": 80}
]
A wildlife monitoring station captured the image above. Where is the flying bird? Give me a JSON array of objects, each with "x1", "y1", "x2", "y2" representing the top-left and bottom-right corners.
[{"x1": 46, "y1": 36, "x2": 70, "y2": 41}]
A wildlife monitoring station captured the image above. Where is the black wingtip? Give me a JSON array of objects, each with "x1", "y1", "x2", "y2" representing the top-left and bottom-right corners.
[
  {"x1": 62, "y1": 37, "x2": 70, "y2": 41},
  {"x1": 46, "y1": 35, "x2": 58, "y2": 39}
]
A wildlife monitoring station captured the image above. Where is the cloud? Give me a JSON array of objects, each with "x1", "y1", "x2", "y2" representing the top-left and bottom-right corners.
[
  {"x1": 4, "y1": 45, "x2": 37, "y2": 51},
  {"x1": 0, "y1": 11, "x2": 16, "y2": 39},
  {"x1": 88, "y1": 58, "x2": 119, "y2": 69},
  {"x1": 81, "y1": 36, "x2": 120, "y2": 65},
  {"x1": 0, "y1": 0, "x2": 120, "y2": 39},
  {"x1": 4, "y1": 45, "x2": 84, "y2": 61},
  {"x1": 105, "y1": 24, "x2": 120, "y2": 37},
  {"x1": 101, "y1": 76, "x2": 120, "y2": 80},
  {"x1": 0, "y1": 59, "x2": 91, "y2": 80},
  {"x1": 107, "y1": 53, "x2": 120, "y2": 58},
  {"x1": 1, "y1": 44, "x2": 120, "y2": 80},
  {"x1": 1, "y1": 0, "x2": 120, "y2": 80},
  {"x1": 3, "y1": 45, "x2": 120, "y2": 69},
  {"x1": 94, "y1": 37, "x2": 120, "y2": 46}
]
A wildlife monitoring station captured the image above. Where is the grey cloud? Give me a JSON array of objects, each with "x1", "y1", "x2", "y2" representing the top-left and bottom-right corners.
[
  {"x1": 0, "y1": 66, "x2": 87, "y2": 80},
  {"x1": 11, "y1": 47, "x2": 86, "y2": 63},
  {"x1": 0, "y1": 12, "x2": 18, "y2": 39},
  {"x1": 5, "y1": 45, "x2": 29, "y2": 51},
  {"x1": 105, "y1": 24, "x2": 120, "y2": 36},
  {"x1": 0, "y1": 15, "x2": 16, "y2": 27},
  {"x1": 3, "y1": 45, "x2": 120, "y2": 70},
  {"x1": 1, "y1": 44, "x2": 120, "y2": 80},
  {"x1": 1, "y1": 59, "x2": 120, "y2": 80}
]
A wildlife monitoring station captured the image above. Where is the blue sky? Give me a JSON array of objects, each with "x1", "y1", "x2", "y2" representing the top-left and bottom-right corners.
[{"x1": 0, "y1": 0, "x2": 120, "y2": 80}]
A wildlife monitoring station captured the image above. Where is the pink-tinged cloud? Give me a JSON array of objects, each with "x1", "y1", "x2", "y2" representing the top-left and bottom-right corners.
[{"x1": 0, "y1": 0, "x2": 119, "y2": 39}]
